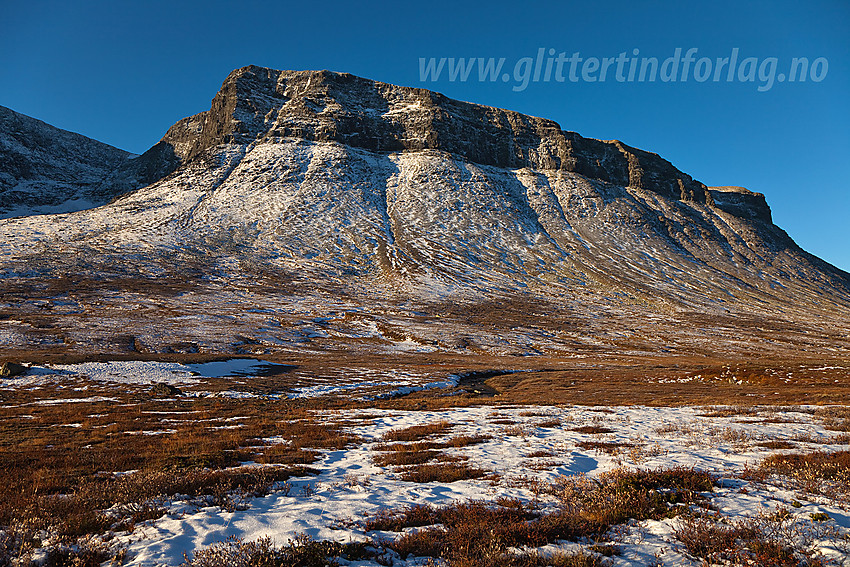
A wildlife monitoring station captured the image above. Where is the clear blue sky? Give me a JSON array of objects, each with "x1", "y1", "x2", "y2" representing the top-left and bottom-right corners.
[{"x1": 2, "y1": 0, "x2": 848, "y2": 271}]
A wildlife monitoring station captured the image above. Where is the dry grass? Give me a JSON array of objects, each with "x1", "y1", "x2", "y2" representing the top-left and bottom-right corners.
[
  {"x1": 654, "y1": 422, "x2": 763, "y2": 447},
  {"x1": 525, "y1": 450, "x2": 556, "y2": 458},
  {"x1": 372, "y1": 449, "x2": 449, "y2": 467},
  {"x1": 501, "y1": 425, "x2": 528, "y2": 437},
  {"x1": 814, "y1": 407, "x2": 850, "y2": 421},
  {"x1": 372, "y1": 440, "x2": 444, "y2": 452},
  {"x1": 575, "y1": 440, "x2": 635, "y2": 454},
  {"x1": 757, "y1": 440, "x2": 796, "y2": 450},
  {"x1": 478, "y1": 359, "x2": 850, "y2": 406},
  {"x1": 254, "y1": 446, "x2": 321, "y2": 465},
  {"x1": 396, "y1": 461, "x2": 487, "y2": 483},
  {"x1": 361, "y1": 503, "x2": 442, "y2": 531},
  {"x1": 444, "y1": 433, "x2": 492, "y2": 447},
  {"x1": 2, "y1": 353, "x2": 847, "y2": 565},
  {"x1": 372, "y1": 435, "x2": 490, "y2": 455},
  {"x1": 371, "y1": 433, "x2": 491, "y2": 483},
  {"x1": 1, "y1": 465, "x2": 317, "y2": 564},
  {"x1": 790, "y1": 431, "x2": 850, "y2": 444},
  {"x1": 822, "y1": 418, "x2": 850, "y2": 432},
  {"x1": 0, "y1": 389, "x2": 362, "y2": 565},
  {"x1": 697, "y1": 406, "x2": 762, "y2": 418}
]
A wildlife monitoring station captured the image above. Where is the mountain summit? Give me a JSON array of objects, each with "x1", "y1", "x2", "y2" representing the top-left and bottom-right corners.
[
  {"x1": 0, "y1": 66, "x2": 848, "y2": 360},
  {"x1": 159, "y1": 66, "x2": 762, "y2": 215}
]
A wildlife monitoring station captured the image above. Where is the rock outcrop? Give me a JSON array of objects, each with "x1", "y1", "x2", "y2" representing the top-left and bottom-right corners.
[
  {"x1": 0, "y1": 362, "x2": 26, "y2": 378},
  {"x1": 708, "y1": 186, "x2": 773, "y2": 223}
]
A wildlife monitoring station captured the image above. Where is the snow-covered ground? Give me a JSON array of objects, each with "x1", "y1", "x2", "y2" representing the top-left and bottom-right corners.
[{"x1": 112, "y1": 405, "x2": 849, "y2": 566}]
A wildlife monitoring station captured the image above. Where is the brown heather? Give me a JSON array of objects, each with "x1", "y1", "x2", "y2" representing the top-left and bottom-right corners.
[{"x1": 357, "y1": 467, "x2": 713, "y2": 566}]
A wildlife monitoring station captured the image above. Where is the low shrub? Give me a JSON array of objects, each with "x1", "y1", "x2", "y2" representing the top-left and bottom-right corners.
[
  {"x1": 673, "y1": 512, "x2": 826, "y2": 567},
  {"x1": 375, "y1": 466, "x2": 712, "y2": 565},
  {"x1": 397, "y1": 461, "x2": 487, "y2": 483},
  {"x1": 380, "y1": 420, "x2": 454, "y2": 442},
  {"x1": 571, "y1": 426, "x2": 614, "y2": 434},
  {"x1": 753, "y1": 450, "x2": 850, "y2": 496},
  {"x1": 181, "y1": 534, "x2": 379, "y2": 567}
]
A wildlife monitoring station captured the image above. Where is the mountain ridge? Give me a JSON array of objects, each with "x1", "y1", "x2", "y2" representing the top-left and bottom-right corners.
[
  {"x1": 0, "y1": 67, "x2": 781, "y2": 230},
  {"x1": 150, "y1": 66, "x2": 783, "y2": 229}
]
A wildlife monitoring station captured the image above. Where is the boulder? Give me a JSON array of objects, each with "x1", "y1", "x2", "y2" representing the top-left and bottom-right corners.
[{"x1": 0, "y1": 362, "x2": 27, "y2": 377}]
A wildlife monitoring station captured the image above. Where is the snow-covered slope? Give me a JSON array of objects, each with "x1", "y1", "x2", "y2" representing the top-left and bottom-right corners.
[
  {"x1": 0, "y1": 105, "x2": 182, "y2": 218},
  {"x1": 0, "y1": 105, "x2": 134, "y2": 217},
  {"x1": 1, "y1": 67, "x2": 848, "y2": 357}
]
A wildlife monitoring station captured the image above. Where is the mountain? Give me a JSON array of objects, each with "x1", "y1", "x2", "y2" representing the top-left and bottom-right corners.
[
  {"x1": 0, "y1": 66, "x2": 848, "y2": 363},
  {"x1": 0, "y1": 105, "x2": 181, "y2": 219}
]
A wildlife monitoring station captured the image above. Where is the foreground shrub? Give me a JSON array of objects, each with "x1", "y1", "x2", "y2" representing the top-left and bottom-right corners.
[
  {"x1": 752, "y1": 450, "x2": 850, "y2": 497},
  {"x1": 0, "y1": 466, "x2": 317, "y2": 565},
  {"x1": 550, "y1": 467, "x2": 714, "y2": 528},
  {"x1": 180, "y1": 535, "x2": 378, "y2": 567},
  {"x1": 182, "y1": 535, "x2": 609, "y2": 567},
  {"x1": 673, "y1": 512, "x2": 828, "y2": 567}
]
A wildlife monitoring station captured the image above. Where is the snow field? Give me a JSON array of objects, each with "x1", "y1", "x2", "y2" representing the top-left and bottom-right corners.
[{"x1": 116, "y1": 404, "x2": 850, "y2": 566}]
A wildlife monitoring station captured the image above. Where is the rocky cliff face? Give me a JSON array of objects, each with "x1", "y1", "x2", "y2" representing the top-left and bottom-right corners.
[
  {"x1": 0, "y1": 66, "x2": 847, "y2": 358},
  {"x1": 161, "y1": 66, "x2": 717, "y2": 206},
  {"x1": 708, "y1": 186, "x2": 773, "y2": 223}
]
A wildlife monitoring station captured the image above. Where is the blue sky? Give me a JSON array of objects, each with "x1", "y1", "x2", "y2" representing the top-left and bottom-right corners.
[{"x1": 2, "y1": 0, "x2": 848, "y2": 271}]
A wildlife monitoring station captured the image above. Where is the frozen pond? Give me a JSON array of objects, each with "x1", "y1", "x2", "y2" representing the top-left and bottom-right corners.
[
  {"x1": 3, "y1": 359, "x2": 456, "y2": 399},
  {"x1": 9, "y1": 359, "x2": 295, "y2": 387}
]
